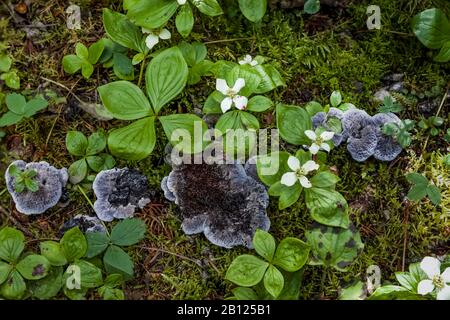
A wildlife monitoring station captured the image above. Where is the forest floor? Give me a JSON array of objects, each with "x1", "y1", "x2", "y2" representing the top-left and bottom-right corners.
[{"x1": 0, "y1": 0, "x2": 449, "y2": 299}]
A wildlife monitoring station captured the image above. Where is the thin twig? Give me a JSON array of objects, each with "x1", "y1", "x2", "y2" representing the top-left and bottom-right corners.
[
  {"x1": 205, "y1": 37, "x2": 256, "y2": 45},
  {"x1": 40, "y1": 76, "x2": 84, "y2": 104},
  {"x1": 140, "y1": 246, "x2": 203, "y2": 268},
  {"x1": 422, "y1": 90, "x2": 448, "y2": 153},
  {"x1": 0, "y1": 205, "x2": 33, "y2": 237},
  {"x1": 401, "y1": 201, "x2": 411, "y2": 272}
]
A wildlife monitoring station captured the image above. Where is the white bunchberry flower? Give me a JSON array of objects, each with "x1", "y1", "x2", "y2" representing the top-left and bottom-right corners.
[
  {"x1": 239, "y1": 55, "x2": 258, "y2": 66},
  {"x1": 177, "y1": 0, "x2": 187, "y2": 4},
  {"x1": 216, "y1": 78, "x2": 248, "y2": 113},
  {"x1": 304, "y1": 129, "x2": 335, "y2": 154},
  {"x1": 142, "y1": 28, "x2": 171, "y2": 50},
  {"x1": 280, "y1": 156, "x2": 319, "y2": 188},
  {"x1": 417, "y1": 256, "x2": 450, "y2": 300}
]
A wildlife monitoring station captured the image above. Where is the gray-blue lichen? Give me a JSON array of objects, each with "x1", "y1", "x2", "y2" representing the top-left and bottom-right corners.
[
  {"x1": 161, "y1": 160, "x2": 270, "y2": 249},
  {"x1": 5, "y1": 160, "x2": 68, "y2": 215},
  {"x1": 93, "y1": 168, "x2": 151, "y2": 221}
]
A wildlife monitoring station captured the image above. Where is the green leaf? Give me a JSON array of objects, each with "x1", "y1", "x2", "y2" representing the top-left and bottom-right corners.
[
  {"x1": 268, "y1": 181, "x2": 302, "y2": 210},
  {"x1": 276, "y1": 104, "x2": 312, "y2": 145},
  {"x1": 434, "y1": 40, "x2": 450, "y2": 62},
  {"x1": 16, "y1": 254, "x2": 50, "y2": 280},
  {"x1": 427, "y1": 185, "x2": 441, "y2": 205},
  {"x1": 86, "y1": 131, "x2": 107, "y2": 155},
  {"x1": 159, "y1": 114, "x2": 208, "y2": 154},
  {"x1": 0, "y1": 270, "x2": 26, "y2": 300},
  {"x1": 339, "y1": 280, "x2": 366, "y2": 300},
  {"x1": 0, "y1": 261, "x2": 12, "y2": 285},
  {"x1": 256, "y1": 151, "x2": 291, "y2": 186},
  {"x1": 113, "y1": 53, "x2": 135, "y2": 81},
  {"x1": 246, "y1": 96, "x2": 273, "y2": 112},
  {"x1": 238, "y1": 0, "x2": 267, "y2": 22},
  {"x1": 227, "y1": 65, "x2": 261, "y2": 96},
  {"x1": 108, "y1": 116, "x2": 156, "y2": 160},
  {"x1": 61, "y1": 227, "x2": 88, "y2": 262},
  {"x1": 203, "y1": 91, "x2": 223, "y2": 114},
  {"x1": 24, "y1": 98, "x2": 48, "y2": 117},
  {"x1": 88, "y1": 40, "x2": 105, "y2": 64},
  {"x1": 368, "y1": 285, "x2": 422, "y2": 300},
  {"x1": 110, "y1": 219, "x2": 146, "y2": 246},
  {"x1": 86, "y1": 232, "x2": 110, "y2": 258},
  {"x1": 254, "y1": 64, "x2": 285, "y2": 94},
  {"x1": 304, "y1": 0, "x2": 320, "y2": 14},
  {"x1": 81, "y1": 62, "x2": 94, "y2": 79},
  {"x1": 103, "y1": 245, "x2": 134, "y2": 279},
  {"x1": 412, "y1": 8, "x2": 450, "y2": 49},
  {"x1": 0, "y1": 227, "x2": 25, "y2": 263},
  {"x1": 99, "y1": 286, "x2": 125, "y2": 300},
  {"x1": 309, "y1": 171, "x2": 339, "y2": 188},
  {"x1": 2, "y1": 71, "x2": 20, "y2": 89},
  {"x1": 252, "y1": 229, "x2": 276, "y2": 262},
  {"x1": 395, "y1": 272, "x2": 416, "y2": 291},
  {"x1": 0, "y1": 54, "x2": 12, "y2": 72},
  {"x1": 232, "y1": 287, "x2": 259, "y2": 300},
  {"x1": 75, "y1": 43, "x2": 89, "y2": 60},
  {"x1": 30, "y1": 266, "x2": 63, "y2": 300},
  {"x1": 0, "y1": 111, "x2": 23, "y2": 127},
  {"x1": 68, "y1": 260, "x2": 103, "y2": 288},
  {"x1": 104, "y1": 273, "x2": 124, "y2": 288},
  {"x1": 306, "y1": 223, "x2": 364, "y2": 271},
  {"x1": 132, "y1": 52, "x2": 145, "y2": 65},
  {"x1": 146, "y1": 47, "x2": 188, "y2": 114},
  {"x1": 62, "y1": 55, "x2": 82, "y2": 74},
  {"x1": 304, "y1": 188, "x2": 350, "y2": 228},
  {"x1": 263, "y1": 265, "x2": 284, "y2": 298},
  {"x1": 98, "y1": 81, "x2": 152, "y2": 120},
  {"x1": 330, "y1": 91, "x2": 342, "y2": 107},
  {"x1": 192, "y1": 0, "x2": 223, "y2": 16},
  {"x1": 179, "y1": 42, "x2": 207, "y2": 66},
  {"x1": 225, "y1": 255, "x2": 269, "y2": 287},
  {"x1": 406, "y1": 173, "x2": 428, "y2": 186},
  {"x1": 407, "y1": 185, "x2": 427, "y2": 202},
  {"x1": 277, "y1": 269, "x2": 303, "y2": 300},
  {"x1": 87, "y1": 154, "x2": 115, "y2": 172},
  {"x1": 6, "y1": 93, "x2": 26, "y2": 115},
  {"x1": 305, "y1": 101, "x2": 323, "y2": 116},
  {"x1": 68, "y1": 159, "x2": 88, "y2": 184},
  {"x1": 40, "y1": 241, "x2": 68, "y2": 266},
  {"x1": 176, "y1": 3, "x2": 194, "y2": 38},
  {"x1": 66, "y1": 131, "x2": 88, "y2": 156},
  {"x1": 103, "y1": 9, "x2": 145, "y2": 52},
  {"x1": 273, "y1": 237, "x2": 310, "y2": 272},
  {"x1": 126, "y1": 0, "x2": 178, "y2": 30}
]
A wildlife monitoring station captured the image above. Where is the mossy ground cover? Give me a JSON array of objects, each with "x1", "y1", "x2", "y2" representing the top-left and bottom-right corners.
[{"x1": 0, "y1": 0, "x2": 449, "y2": 299}]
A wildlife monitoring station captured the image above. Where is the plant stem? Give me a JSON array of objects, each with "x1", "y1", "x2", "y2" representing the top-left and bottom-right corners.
[
  {"x1": 320, "y1": 268, "x2": 327, "y2": 297},
  {"x1": 205, "y1": 37, "x2": 256, "y2": 45},
  {"x1": 0, "y1": 188, "x2": 7, "y2": 197},
  {"x1": 77, "y1": 185, "x2": 94, "y2": 209},
  {"x1": 422, "y1": 90, "x2": 448, "y2": 153},
  {"x1": 137, "y1": 55, "x2": 146, "y2": 88}
]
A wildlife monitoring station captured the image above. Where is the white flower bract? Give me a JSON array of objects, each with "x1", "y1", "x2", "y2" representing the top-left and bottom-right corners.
[
  {"x1": 417, "y1": 256, "x2": 450, "y2": 300},
  {"x1": 143, "y1": 28, "x2": 171, "y2": 50},
  {"x1": 216, "y1": 78, "x2": 248, "y2": 113},
  {"x1": 239, "y1": 55, "x2": 258, "y2": 66},
  {"x1": 304, "y1": 129, "x2": 335, "y2": 154},
  {"x1": 280, "y1": 156, "x2": 319, "y2": 188}
]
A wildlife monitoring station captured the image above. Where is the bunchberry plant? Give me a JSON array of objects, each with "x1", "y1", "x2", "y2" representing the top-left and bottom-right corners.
[
  {"x1": 65, "y1": 130, "x2": 115, "y2": 184},
  {"x1": 0, "y1": 93, "x2": 48, "y2": 127},
  {"x1": 8, "y1": 164, "x2": 39, "y2": 193},
  {"x1": 63, "y1": 41, "x2": 105, "y2": 79},
  {"x1": 406, "y1": 172, "x2": 441, "y2": 205},
  {"x1": 226, "y1": 230, "x2": 310, "y2": 299},
  {"x1": 0, "y1": 53, "x2": 20, "y2": 89}
]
